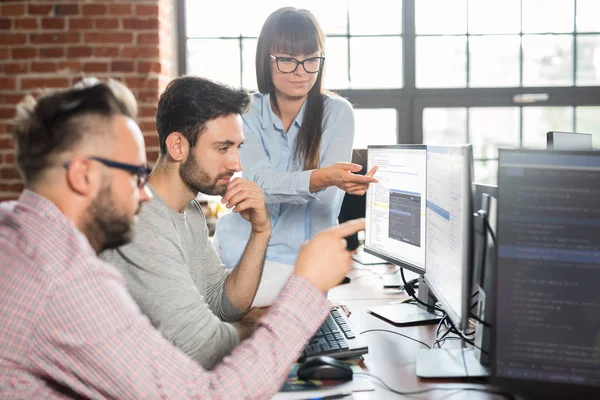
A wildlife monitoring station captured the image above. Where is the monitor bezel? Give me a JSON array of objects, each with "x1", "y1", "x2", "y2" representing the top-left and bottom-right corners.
[
  {"x1": 492, "y1": 148, "x2": 600, "y2": 397},
  {"x1": 546, "y1": 131, "x2": 593, "y2": 150},
  {"x1": 363, "y1": 144, "x2": 427, "y2": 276},
  {"x1": 423, "y1": 144, "x2": 474, "y2": 331}
]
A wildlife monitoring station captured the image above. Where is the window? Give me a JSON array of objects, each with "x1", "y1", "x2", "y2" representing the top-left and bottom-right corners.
[{"x1": 180, "y1": 0, "x2": 600, "y2": 182}]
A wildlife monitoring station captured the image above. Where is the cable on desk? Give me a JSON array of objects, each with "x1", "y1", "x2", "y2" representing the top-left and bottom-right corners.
[
  {"x1": 353, "y1": 372, "x2": 516, "y2": 399},
  {"x1": 400, "y1": 268, "x2": 444, "y2": 313},
  {"x1": 360, "y1": 329, "x2": 431, "y2": 349}
]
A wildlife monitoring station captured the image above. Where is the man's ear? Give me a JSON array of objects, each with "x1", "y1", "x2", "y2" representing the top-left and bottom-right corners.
[
  {"x1": 165, "y1": 132, "x2": 188, "y2": 162},
  {"x1": 65, "y1": 156, "x2": 99, "y2": 196}
]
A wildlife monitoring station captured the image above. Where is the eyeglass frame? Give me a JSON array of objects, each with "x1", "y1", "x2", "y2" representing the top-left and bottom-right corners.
[
  {"x1": 269, "y1": 54, "x2": 326, "y2": 74},
  {"x1": 63, "y1": 156, "x2": 151, "y2": 189}
]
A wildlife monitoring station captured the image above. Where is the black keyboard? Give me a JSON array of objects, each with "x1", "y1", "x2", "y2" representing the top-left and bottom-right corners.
[{"x1": 299, "y1": 309, "x2": 367, "y2": 362}]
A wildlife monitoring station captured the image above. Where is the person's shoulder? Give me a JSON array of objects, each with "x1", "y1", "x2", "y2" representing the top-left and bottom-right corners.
[{"x1": 323, "y1": 93, "x2": 354, "y2": 116}]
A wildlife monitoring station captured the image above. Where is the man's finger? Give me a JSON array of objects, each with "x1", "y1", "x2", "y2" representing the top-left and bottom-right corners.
[{"x1": 327, "y1": 218, "x2": 365, "y2": 238}]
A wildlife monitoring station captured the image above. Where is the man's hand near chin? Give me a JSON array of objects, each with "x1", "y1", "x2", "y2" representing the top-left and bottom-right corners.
[
  {"x1": 221, "y1": 178, "x2": 270, "y2": 235},
  {"x1": 233, "y1": 307, "x2": 270, "y2": 341}
]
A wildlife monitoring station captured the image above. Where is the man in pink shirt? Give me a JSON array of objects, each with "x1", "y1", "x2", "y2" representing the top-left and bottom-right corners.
[{"x1": 0, "y1": 79, "x2": 364, "y2": 399}]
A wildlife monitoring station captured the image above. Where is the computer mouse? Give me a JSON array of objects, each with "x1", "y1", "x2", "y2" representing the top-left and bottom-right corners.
[{"x1": 297, "y1": 356, "x2": 353, "y2": 381}]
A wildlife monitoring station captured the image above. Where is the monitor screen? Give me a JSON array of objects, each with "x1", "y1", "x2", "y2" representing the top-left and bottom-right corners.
[
  {"x1": 425, "y1": 145, "x2": 473, "y2": 330},
  {"x1": 364, "y1": 145, "x2": 427, "y2": 274},
  {"x1": 547, "y1": 131, "x2": 593, "y2": 150},
  {"x1": 495, "y1": 149, "x2": 600, "y2": 391}
]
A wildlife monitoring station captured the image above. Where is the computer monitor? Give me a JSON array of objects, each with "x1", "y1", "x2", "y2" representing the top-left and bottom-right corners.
[
  {"x1": 364, "y1": 145, "x2": 441, "y2": 326},
  {"x1": 494, "y1": 149, "x2": 600, "y2": 399},
  {"x1": 415, "y1": 145, "x2": 488, "y2": 378},
  {"x1": 546, "y1": 131, "x2": 593, "y2": 150}
]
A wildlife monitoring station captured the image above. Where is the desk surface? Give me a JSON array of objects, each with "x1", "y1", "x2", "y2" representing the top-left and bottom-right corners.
[{"x1": 323, "y1": 263, "x2": 507, "y2": 400}]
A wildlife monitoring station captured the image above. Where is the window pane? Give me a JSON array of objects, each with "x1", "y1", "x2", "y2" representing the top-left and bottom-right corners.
[
  {"x1": 241, "y1": 39, "x2": 257, "y2": 91},
  {"x1": 522, "y1": 106, "x2": 574, "y2": 148},
  {"x1": 415, "y1": 0, "x2": 467, "y2": 34},
  {"x1": 468, "y1": 0, "x2": 520, "y2": 34},
  {"x1": 474, "y1": 160, "x2": 498, "y2": 185},
  {"x1": 324, "y1": 37, "x2": 349, "y2": 89},
  {"x1": 353, "y1": 109, "x2": 397, "y2": 148},
  {"x1": 350, "y1": 0, "x2": 402, "y2": 35},
  {"x1": 187, "y1": 39, "x2": 240, "y2": 87},
  {"x1": 469, "y1": 107, "x2": 520, "y2": 158},
  {"x1": 469, "y1": 36, "x2": 520, "y2": 87},
  {"x1": 522, "y1": 0, "x2": 574, "y2": 33},
  {"x1": 576, "y1": 0, "x2": 600, "y2": 32},
  {"x1": 350, "y1": 37, "x2": 403, "y2": 89},
  {"x1": 423, "y1": 108, "x2": 467, "y2": 145},
  {"x1": 522, "y1": 35, "x2": 573, "y2": 86},
  {"x1": 416, "y1": 36, "x2": 466, "y2": 88},
  {"x1": 576, "y1": 35, "x2": 600, "y2": 86},
  {"x1": 576, "y1": 106, "x2": 600, "y2": 148},
  {"x1": 186, "y1": 1, "x2": 243, "y2": 37},
  {"x1": 308, "y1": 0, "x2": 349, "y2": 35}
]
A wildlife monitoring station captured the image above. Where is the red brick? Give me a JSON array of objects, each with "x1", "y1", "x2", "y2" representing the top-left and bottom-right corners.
[
  {"x1": 0, "y1": 94, "x2": 26, "y2": 105},
  {"x1": 136, "y1": 91, "x2": 160, "y2": 104},
  {"x1": 9, "y1": 183, "x2": 24, "y2": 193},
  {"x1": 42, "y1": 18, "x2": 66, "y2": 30},
  {"x1": 125, "y1": 77, "x2": 159, "y2": 90},
  {"x1": 138, "y1": 107, "x2": 156, "y2": 118},
  {"x1": 0, "y1": 78, "x2": 16, "y2": 90},
  {"x1": 108, "y1": 4, "x2": 133, "y2": 15},
  {"x1": 139, "y1": 121, "x2": 157, "y2": 132},
  {"x1": 82, "y1": 4, "x2": 107, "y2": 16},
  {"x1": 39, "y1": 47, "x2": 64, "y2": 58},
  {"x1": 0, "y1": 18, "x2": 11, "y2": 30},
  {"x1": 67, "y1": 46, "x2": 92, "y2": 58},
  {"x1": 15, "y1": 18, "x2": 38, "y2": 30},
  {"x1": 2, "y1": 63, "x2": 28, "y2": 75},
  {"x1": 0, "y1": 108, "x2": 15, "y2": 119},
  {"x1": 94, "y1": 47, "x2": 120, "y2": 57},
  {"x1": 122, "y1": 47, "x2": 159, "y2": 59},
  {"x1": 68, "y1": 18, "x2": 90, "y2": 30},
  {"x1": 57, "y1": 62, "x2": 82, "y2": 73},
  {"x1": 11, "y1": 48, "x2": 37, "y2": 60},
  {"x1": 137, "y1": 33, "x2": 159, "y2": 45},
  {"x1": 144, "y1": 135, "x2": 159, "y2": 148},
  {"x1": 54, "y1": 4, "x2": 79, "y2": 16},
  {"x1": 83, "y1": 62, "x2": 108, "y2": 73},
  {"x1": 146, "y1": 150, "x2": 159, "y2": 162},
  {"x1": 85, "y1": 32, "x2": 133, "y2": 44},
  {"x1": 30, "y1": 32, "x2": 80, "y2": 45},
  {"x1": 4, "y1": 153, "x2": 14, "y2": 164},
  {"x1": 31, "y1": 62, "x2": 57, "y2": 73},
  {"x1": 0, "y1": 34, "x2": 26, "y2": 46},
  {"x1": 0, "y1": 48, "x2": 8, "y2": 59},
  {"x1": 111, "y1": 61, "x2": 135, "y2": 73},
  {"x1": 0, "y1": 168, "x2": 20, "y2": 180},
  {"x1": 124, "y1": 19, "x2": 158, "y2": 30},
  {"x1": 136, "y1": 5, "x2": 159, "y2": 16},
  {"x1": 1, "y1": 4, "x2": 25, "y2": 17},
  {"x1": 95, "y1": 18, "x2": 119, "y2": 30},
  {"x1": 21, "y1": 78, "x2": 70, "y2": 90},
  {"x1": 138, "y1": 61, "x2": 162, "y2": 74},
  {"x1": 28, "y1": 4, "x2": 52, "y2": 16}
]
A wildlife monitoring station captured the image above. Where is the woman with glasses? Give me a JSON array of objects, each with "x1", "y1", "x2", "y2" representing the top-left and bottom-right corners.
[{"x1": 215, "y1": 7, "x2": 377, "y2": 306}]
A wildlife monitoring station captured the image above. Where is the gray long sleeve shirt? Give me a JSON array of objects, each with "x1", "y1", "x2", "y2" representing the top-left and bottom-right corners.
[{"x1": 100, "y1": 184, "x2": 245, "y2": 369}]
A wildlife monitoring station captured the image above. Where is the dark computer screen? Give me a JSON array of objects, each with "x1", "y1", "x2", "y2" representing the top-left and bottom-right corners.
[
  {"x1": 495, "y1": 149, "x2": 600, "y2": 391},
  {"x1": 338, "y1": 149, "x2": 367, "y2": 250}
]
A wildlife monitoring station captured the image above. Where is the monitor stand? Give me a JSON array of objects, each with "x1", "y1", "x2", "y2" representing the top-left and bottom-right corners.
[
  {"x1": 367, "y1": 275, "x2": 442, "y2": 326},
  {"x1": 416, "y1": 348, "x2": 490, "y2": 378}
]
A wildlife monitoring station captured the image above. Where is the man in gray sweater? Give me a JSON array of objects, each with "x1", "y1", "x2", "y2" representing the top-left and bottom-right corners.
[{"x1": 100, "y1": 77, "x2": 271, "y2": 369}]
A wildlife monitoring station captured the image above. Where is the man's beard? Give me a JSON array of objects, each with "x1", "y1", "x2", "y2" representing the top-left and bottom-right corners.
[
  {"x1": 85, "y1": 179, "x2": 138, "y2": 252},
  {"x1": 179, "y1": 151, "x2": 232, "y2": 196}
]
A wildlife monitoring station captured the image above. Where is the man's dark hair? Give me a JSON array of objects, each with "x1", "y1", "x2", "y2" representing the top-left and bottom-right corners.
[
  {"x1": 155, "y1": 76, "x2": 251, "y2": 155},
  {"x1": 13, "y1": 79, "x2": 138, "y2": 185}
]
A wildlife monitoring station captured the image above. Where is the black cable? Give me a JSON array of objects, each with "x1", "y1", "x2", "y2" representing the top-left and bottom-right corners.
[
  {"x1": 400, "y1": 268, "x2": 444, "y2": 313},
  {"x1": 353, "y1": 372, "x2": 516, "y2": 399},
  {"x1": 360, "y1": 329, "x2": 431, "y2": 349},
  {"x1": 485, "y1": 218, "x2": 497, "y2": 245},
  {"x1": 469, "y1": 312, "x2": 491, "y2": 328}
]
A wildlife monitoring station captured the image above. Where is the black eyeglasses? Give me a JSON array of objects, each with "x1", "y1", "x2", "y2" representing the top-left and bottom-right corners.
[
  {"x1": 269, "y1": 55, "x2": 325, "y2": 74},
  {"x1": 64, "y1": 156, "x2": 151, "y2": 189}
]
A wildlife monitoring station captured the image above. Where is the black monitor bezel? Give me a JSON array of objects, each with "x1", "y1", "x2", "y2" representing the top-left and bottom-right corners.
[
  {"x1": 492, "y1": 148, "x2": 600, "y2": 398},
  {"x1": 363, "y1": 144, "x2": 427, "y2": 276}
]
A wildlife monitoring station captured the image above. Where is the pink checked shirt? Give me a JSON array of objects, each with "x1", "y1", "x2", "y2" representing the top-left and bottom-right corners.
[{"x1": 0, "y1": 190, "x2": 329, "y2": 399}]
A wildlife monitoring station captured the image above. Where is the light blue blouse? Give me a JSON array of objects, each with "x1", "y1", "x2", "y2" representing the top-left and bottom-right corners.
[{"x1": 214, "y1": 92, "x2": 355, "y2": 267}]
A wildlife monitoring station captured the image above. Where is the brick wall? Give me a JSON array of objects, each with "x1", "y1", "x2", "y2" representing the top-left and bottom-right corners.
[{"x1": 0, "y1": 0, "x2": 176, "y2": 201}]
